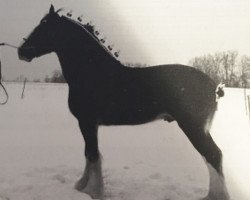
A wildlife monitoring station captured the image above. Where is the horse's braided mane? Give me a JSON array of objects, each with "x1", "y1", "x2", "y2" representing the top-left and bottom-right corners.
[{"x1": 56, "y1": 8, "x2": 120, "y2": 59}]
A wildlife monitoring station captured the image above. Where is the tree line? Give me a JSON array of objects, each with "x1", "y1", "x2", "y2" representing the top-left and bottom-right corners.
[
  {"x1": 189, "y1": 50, "x2": 250, "y2": 88},
  {"x1": 6, "y1": 52, "x2": 250, "y2": 88},
  {"x1": 44, "y1": 70, "x2": 66, "y2": 83}
]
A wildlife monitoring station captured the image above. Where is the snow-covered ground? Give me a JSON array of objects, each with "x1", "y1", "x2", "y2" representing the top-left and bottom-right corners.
[{"x1": 0, "y1": 83, "x2": 249, "y2": 200}]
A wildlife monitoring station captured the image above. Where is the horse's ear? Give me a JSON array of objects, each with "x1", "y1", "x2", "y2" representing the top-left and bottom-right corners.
[{"x1": 49, "y1": 4, "x2": 55, "y2": 14}]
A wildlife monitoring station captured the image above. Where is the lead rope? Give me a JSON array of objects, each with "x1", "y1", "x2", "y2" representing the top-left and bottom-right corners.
[
  {"x1": 0, "y1": 52, "x2": 9, "y2": 105},
  {"x1": 0, "y1": 42, "x2": 19, "y2": 105}
]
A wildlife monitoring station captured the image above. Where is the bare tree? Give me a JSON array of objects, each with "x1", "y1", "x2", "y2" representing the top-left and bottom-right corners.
[
  {"x1": 240, "y1": 55, "x2": 250, "y2": 87},
  {"x1": 50, "y1": 70, "x2": 65, "y2": 83},
  {"x1": 44, "y1": 70, "x2": 65, "y2": 83},
  {"x1": 221, "y1": 51, "x2": 238, "y2": 86},
  {"x1": 123, "y1": 62, "x2": 148, "y2": 68},
  {"x1": 189, "y1": 54, "x2": 222, "y2": 84},
  {"x1": 189, "y1": 50, "x2": 242, "y2": 87}
]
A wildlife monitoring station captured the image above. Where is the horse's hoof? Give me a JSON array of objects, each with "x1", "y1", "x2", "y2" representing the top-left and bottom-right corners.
[
  {"x1": 75, "y1": 177, "x2": 88, "y2": 191},
  {"x1": 75, "y1": 179, "x2": 103, "y2": 200},
  {"x1": 76, "y1": 187, "x2": 103, "y2": 200}
]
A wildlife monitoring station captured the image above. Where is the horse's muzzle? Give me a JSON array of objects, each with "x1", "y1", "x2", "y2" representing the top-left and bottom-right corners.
[{"x1": 18, "y1": 47, "x2": 34, "y2": 62}]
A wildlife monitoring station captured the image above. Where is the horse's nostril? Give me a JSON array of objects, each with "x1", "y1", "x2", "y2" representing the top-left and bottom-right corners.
[{"x1": 23, "y1": 38, "x2": 27, "y2": 41}]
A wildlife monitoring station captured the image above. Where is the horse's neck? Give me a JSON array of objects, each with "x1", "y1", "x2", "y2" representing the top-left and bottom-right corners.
[{"x1": 55, "y1": 37, "x2": 123, "y2": 85}]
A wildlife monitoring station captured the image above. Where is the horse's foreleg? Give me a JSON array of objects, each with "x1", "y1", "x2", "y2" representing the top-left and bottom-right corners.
[{"x1": 75, "y1": 120, "x2": 103, "y2": 200}]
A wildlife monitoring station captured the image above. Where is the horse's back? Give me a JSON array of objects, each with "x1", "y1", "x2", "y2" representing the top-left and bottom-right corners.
[{"x1": 121, "y1": 64, "x2": 217, "y2": 106}]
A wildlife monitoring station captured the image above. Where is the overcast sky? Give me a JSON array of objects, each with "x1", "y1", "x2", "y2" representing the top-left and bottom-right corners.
[{"x1": 0, "y1": 0, "x2": 250, "y2": 80}]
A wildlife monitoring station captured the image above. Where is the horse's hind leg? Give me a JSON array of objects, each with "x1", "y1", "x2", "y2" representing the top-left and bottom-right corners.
[
  {"x1": 200, "y1": 133, "x2": 229, "y2": 200},
  {"x1": 75, "y1": 120, "x2": 103, "y2": 199},
  {"x1": 179, "y1": 123, "x2": 230, "y2": 200}
]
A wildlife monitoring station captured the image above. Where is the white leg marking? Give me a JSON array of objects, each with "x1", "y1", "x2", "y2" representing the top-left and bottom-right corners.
[
  {"x1": 75, "y1": 158, "x2": 104, "y2": 199},
  {"x1": 204, "y1": 162, "x2": 230, "y2": 200}
]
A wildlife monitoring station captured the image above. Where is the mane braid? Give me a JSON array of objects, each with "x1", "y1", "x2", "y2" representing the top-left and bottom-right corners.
[
  {"x1": 61, "y1": 15, "x2": 120, "y2": 63},
  {"x1": 56, "y1": 8, "x2": 65, "y2": 14}
]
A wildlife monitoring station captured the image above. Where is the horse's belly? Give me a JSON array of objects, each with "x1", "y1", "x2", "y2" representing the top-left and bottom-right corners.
[{"x1": 100, "y1": 106, "x2": 174, "y2": 126}]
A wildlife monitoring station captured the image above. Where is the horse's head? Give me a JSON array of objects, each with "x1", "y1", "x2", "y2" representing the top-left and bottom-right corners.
[{"x1": 18, "y1": 5, "x2": 60, "y2": 62}]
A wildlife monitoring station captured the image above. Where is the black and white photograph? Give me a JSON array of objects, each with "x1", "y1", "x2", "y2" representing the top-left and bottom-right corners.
[{"x1": 0, "y1": 0, "x2": 250, "y2": 199}]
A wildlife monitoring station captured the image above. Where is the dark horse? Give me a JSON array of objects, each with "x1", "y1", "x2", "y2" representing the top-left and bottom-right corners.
[{"x1": 18, "y1": 5, "x2": 229, "y2": 200}]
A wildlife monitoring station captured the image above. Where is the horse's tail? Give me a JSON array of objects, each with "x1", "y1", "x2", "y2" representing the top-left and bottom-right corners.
[{"x1": 215, "y1": 82, "x2": 225, "y2": 100}]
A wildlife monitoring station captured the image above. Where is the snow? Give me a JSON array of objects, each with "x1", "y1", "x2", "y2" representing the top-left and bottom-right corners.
[{"x1": 0, "y1": 83, "x2": 249, "y2": 200}]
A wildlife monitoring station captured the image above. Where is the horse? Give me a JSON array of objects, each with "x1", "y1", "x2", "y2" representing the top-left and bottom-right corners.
[{"x1": 18, "y1": 5, "x2": 229, "y2": 200}]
